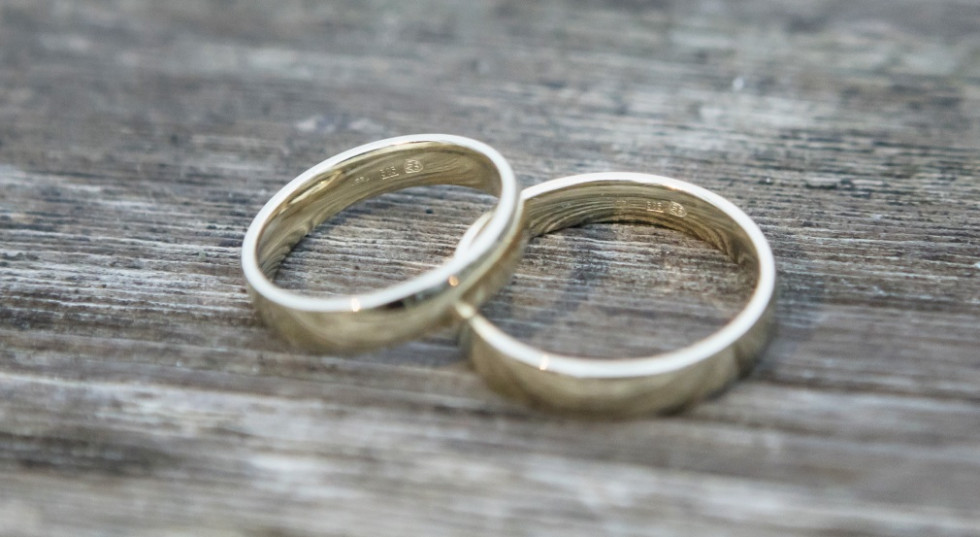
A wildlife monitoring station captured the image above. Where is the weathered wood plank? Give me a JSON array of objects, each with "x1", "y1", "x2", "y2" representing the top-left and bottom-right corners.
[{"x1": 1, "y1": 0, "x2": 979, "y2": 535}]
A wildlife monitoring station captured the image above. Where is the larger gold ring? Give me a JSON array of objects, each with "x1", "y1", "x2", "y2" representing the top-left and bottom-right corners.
[
  {"x1": 242, "y1": 134, "x2": 523, "y2": 353},
  {"x1": 456, "y1": 172, "x2": 776, "y2": 415}
]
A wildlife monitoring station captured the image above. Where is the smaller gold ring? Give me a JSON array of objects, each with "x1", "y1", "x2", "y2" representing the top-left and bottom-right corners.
[
  {"x1": 242, "y1": 134, "x2": 523, "y2": 353},
  {"x1": 456, "y1": 172, "x2": 777, "y2": 415}
]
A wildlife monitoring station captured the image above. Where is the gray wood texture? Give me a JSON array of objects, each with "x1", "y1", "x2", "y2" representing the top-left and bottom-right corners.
[{"x1": 2, "y1": 0, "x2": 979, "y2": 535}]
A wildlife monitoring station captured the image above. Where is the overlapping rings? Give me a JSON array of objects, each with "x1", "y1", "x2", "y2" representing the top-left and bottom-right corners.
[{"x1": 242, "y1": 134, "x2": 776, "y2": 415}]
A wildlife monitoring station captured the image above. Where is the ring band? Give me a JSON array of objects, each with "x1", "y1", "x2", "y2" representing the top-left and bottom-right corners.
[
  {"x1": 242, "y1": 134, "x2": 523, "y2": 353},
  {"x1": 456, "y1": 172, "x2": 777, "y2": 415}
]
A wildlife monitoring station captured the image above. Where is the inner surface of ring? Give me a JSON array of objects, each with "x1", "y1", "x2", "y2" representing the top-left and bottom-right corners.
[
  {"x1": 257, "y1": 141, "x2": 502, "y2": 279},
  {"x1": 525, "y1": 181, "x2": 759, "y2": 273},
  {"x1": 460, "y1": 177, "x2": 765, "y2": 359}
]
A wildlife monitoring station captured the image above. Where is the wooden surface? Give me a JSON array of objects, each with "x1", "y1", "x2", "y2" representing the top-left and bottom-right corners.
[{"x1": 2, "y1": 0, "x2": 979, "y2": 535}]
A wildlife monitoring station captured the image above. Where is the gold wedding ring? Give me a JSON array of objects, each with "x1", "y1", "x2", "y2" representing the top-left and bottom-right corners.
[
  {"x1": 456, "y1": 173, "x2": 776, "y2": 415},
  {"x1": 241, "y1": 134, "x2": 523, "y2": 353}
]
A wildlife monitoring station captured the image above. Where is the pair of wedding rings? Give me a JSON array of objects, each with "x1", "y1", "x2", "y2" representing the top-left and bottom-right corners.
[{"x1": 241, "y1": 134, "x2": 776, "y2": 415}]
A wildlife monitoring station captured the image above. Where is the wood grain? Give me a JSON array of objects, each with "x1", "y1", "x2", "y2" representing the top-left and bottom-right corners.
[{"x1": 1, "y1": 0, "x2": 979, "y2": 535}]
